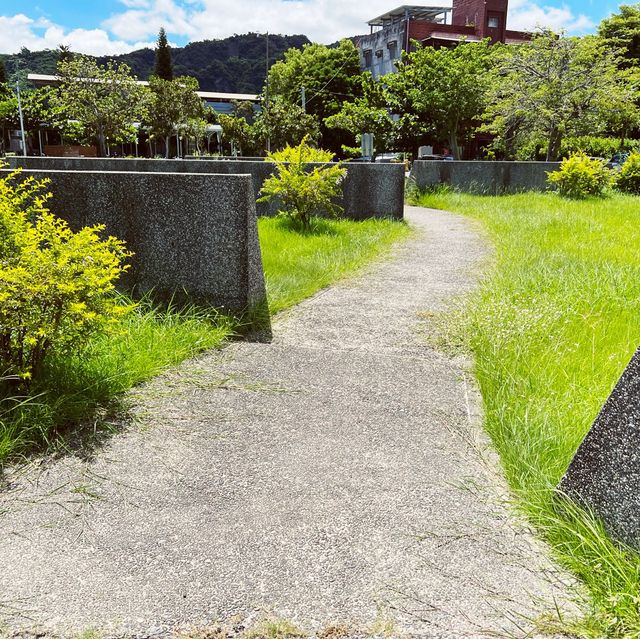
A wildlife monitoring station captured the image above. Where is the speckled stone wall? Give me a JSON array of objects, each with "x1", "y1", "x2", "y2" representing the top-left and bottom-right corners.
[
  {"x1": 7, "y1": 157, "x2": 405, "y2": 221},
  {"x1": 410, "y1": 160, "x2": 561, "y2": 194},
  {"x1": 561, "y1": 349, "x2": 640, "y2": 548},
  {"x1": 2, "y1": 169, "x2": 267, "y2": 316}
]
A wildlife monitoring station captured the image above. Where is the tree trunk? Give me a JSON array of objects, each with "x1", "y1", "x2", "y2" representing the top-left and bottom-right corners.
[
  {"x1": 546, "y1": 128, "x2": 563, "y2": 162},
  {"x1": 449, "y1": 131, "x2": 461, "y2": 160},
  {"x1": 165, "y1": 136, "x2": 170, "y2": 158},
  {"x1": 97, "y1": 131, "x2": 108, "y2": 158}
]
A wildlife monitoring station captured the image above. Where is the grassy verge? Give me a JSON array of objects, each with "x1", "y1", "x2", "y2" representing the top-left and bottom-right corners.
[
  {"x1": 412, "y1": 190, "x2": 640, "y2": 637},
  {"x1": 0, "y1": 215, "x2": 410, "y2": 466},
  {"x1": 260, "y1": 216, "x2": 412, "y2": 314}
]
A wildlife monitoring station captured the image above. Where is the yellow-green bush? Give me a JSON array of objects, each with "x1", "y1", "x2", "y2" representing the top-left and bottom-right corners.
[
  {"x1": 547, "y1": 153, "x2": 612, "y2": 199},
  {"x1": 259, "y1": 137, "x2": 347, "y2": 230},
  {"x1": 615, "y1": 151, "x2": 640, "y2": 195},
  {"x1": 0, "y1": 170, "x2": 133, "y2": 383}
]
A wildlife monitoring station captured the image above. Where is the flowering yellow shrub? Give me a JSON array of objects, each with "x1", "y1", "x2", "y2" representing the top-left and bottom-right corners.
[{"x1": 0, "y1": 169, "x2": 133, "y2": 383}]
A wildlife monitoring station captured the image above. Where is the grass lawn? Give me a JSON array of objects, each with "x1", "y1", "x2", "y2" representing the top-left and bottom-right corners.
[
  {"x1": 0, "y1": 215, "x2": 410, "y2": 467},
  {"x1": 412, "y1": 190, "x2": 640, "y2": 638}
]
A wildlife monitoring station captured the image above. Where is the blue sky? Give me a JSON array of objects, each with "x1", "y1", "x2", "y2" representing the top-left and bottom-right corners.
[{"x1": 0, "y1": 0, "x2": 627, "y2": 56}]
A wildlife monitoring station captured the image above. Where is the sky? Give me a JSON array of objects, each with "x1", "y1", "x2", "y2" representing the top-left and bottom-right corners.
[{"x1": 0, "y1": 0, "x2": 627, "y2": 56}]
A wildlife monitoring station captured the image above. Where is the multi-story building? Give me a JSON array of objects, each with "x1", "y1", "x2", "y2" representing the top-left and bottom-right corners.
[{"x1": 359, "y1": 0, "x2": 530, "y2": 78}]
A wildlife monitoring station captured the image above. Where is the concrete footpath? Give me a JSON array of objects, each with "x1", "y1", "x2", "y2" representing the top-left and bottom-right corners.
[{"x1": 0, "y1": 206, "x2": 571, "y2": 638}]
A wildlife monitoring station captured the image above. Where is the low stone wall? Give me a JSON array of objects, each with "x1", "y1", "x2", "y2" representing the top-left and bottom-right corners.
[
  {"x1": 410, "y1": 160, "x2": 561, "y2": 194},
  {"x1": 6, "y1": 157, "x2": 405, "y2": 220},
  {"x1": 3, "y1": 169, "x2": 267, "y2": 315}
]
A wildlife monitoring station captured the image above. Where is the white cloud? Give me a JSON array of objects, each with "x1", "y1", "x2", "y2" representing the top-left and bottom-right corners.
[
  {"x1": 104, "y1": 0, "x2": 596, "y2": 44},
  {"x1": 507, "y1": 0, "x2": 595, "y2": 33},
  {"x1": 0, "y1": 13, "x2": 154, "y2": 56},
  {"x1": 0, "y1": 0, "x2": 597, "y2": 57}
]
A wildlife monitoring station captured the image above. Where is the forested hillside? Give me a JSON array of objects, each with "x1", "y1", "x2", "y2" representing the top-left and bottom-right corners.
[{"x1": 0, "y1": 33, "x2": 311, "y2": 93}]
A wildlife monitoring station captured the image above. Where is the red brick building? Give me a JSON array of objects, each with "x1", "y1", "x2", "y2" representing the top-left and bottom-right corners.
[{"x1": 359, "y1": 0, "x2": 530, "y2": 78}]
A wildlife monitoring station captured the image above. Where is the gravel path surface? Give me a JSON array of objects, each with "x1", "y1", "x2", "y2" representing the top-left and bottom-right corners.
[{"x1": 0, "y1": 206, "x2": 571, "y2": 638}]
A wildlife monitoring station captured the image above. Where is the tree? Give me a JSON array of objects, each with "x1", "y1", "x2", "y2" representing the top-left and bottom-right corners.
[
  {"x1": 57, "y1": 45, "x2": 73, "y2": 65},
  {"x1": 483, "y1": 31, "x2": 636, "y2": 161},
  {"x1": 382, "y1": 40, "x2": 495, "y2": 158},
  {"x1": 254, "y1": 97, "x2": 321, "y2": 151},
  {"x1": 325, "y1": 72, "x2": 397, "y2": 156},
  {"x1": 0, "y1": 59, "x2": 7, "y2": 85},
  {"x1": 218, "y1": 113, "x2": 259, "y2": 156},
  {"x1": 599, "y1": 4, "x2": 640, "y2": 68},
  {"x1": 55, "y1": 56, "x2": 148, "y2": 157},
  {"x1": 145, "y1": 75, "x2": 204, "y2": 157},
  {"x1": 154, "y1": 27, "x2": 173, "y2": 81},
  {"x1": 266, "y1": 40, "x2": 363, "y2": 155}
]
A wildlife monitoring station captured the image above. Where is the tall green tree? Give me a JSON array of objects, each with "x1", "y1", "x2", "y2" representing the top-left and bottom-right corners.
[
  {"x1": 383, "y1": 40, "x2": 494, "y2": 158},
  {"x1": 145, "y1": 75, "x2": 204, "y2": 157},
  {"x1": 266, "y1": 40, "x2": 363, "y2": 155},
  {"x1": 55, "y1": 56, "x2": 148, "y2": 157},
  {"x1": 599, "y1": 4, "x2": 640, "y2": 68},
  {"x1": 0, "y1": 59, "x2": 7, "y2": 85},
  {"x1": 483, "y1": 31, "x2": 636, "y2": 161},
  {"x1": 154, "y1": 27, "x2": 173, "y2": 81}
]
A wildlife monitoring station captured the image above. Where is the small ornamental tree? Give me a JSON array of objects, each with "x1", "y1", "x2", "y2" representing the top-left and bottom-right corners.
[
  {"x1": 0, "y1": 169, "x2": 133, "y2": 383},
  {"x1": 259, "y1": 137, "x2": 347, "y2": 230}
]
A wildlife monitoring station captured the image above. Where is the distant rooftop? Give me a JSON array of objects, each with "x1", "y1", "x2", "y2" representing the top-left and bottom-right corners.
[
  {"x1": 367, "y1": 4, "x2": 452, "y2": 27},
  {"x1": 27, "y1": 74, "x2": 260, "y2": 102}
]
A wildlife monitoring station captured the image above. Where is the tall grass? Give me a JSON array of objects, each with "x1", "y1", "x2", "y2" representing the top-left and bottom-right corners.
[
  {"x1": 259, "y1": 216, "x2": 412, "y2": 314},
  {"x1": 1, "y1": 215, "x2": 410, "y2": 466},
  {"x1": 412, "y1": 190, "x2": 640, "y2": 637}
]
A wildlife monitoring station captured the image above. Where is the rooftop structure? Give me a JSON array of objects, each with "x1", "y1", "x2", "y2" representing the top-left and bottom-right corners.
[{"x1": 367, "y1": 5, "x2": 452, "y2": 30}]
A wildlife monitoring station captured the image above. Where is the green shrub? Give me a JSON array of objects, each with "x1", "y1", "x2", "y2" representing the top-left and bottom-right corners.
[
  {"x1": 547, "y1": 153, "x2": 612, "y2": 199},
  {"x1": 0, "y1": 169, "x2": 133, "y2": 384},
  {"x1": 561, "y1": 136, "x2": 640, "y2": 160},
  {"x1": 615, "y1": 151, "x2": 640, "y2": 195},
  {"x1": 258, "y1": 137, "x2": 347, "y2": 230}
]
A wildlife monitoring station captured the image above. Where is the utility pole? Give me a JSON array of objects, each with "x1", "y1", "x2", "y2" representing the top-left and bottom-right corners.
[
  {"x1": 301, "y1": 86, "x2": 306, "y2": 112},
  {"x1": 265, "y1": 32, "x2": 271, "y2": 153},
  {"x1": 16, "y1": 81, "x2": 27, "y2": 156}
]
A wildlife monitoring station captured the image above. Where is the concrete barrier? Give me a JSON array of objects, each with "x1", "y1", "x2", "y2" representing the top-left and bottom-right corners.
[
  {"x1": 410, "y1": 160, "x2": 562, "y2": 194},
  {"x1": 3, "y1": 169, "x2": 267, "y2": 316},
  {"x1": 6, "y1": 157, "x2": 405, "y2": 220}
]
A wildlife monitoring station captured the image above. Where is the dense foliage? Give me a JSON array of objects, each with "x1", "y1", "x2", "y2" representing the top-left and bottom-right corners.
[
  {"x1": 482, "y1": 31, "x2": 635, "y2": 161},
  {"x1": 266, "y1": 40, "x2": 363, "y2": 154}
]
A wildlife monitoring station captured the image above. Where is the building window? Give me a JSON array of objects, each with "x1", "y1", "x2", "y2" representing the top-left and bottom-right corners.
[
  {"x1": 387, "y1": 40, "x2": 398, "y2": 58},
  {"x1": 488, "y1": 16, "x2": 500, "y2": 28},
  {"x1": 375, "y1": 49, "x2": 384, "y2": 58},
  {"x1": 363, "y1": 49, "x2": 372, "y2": 67}
]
